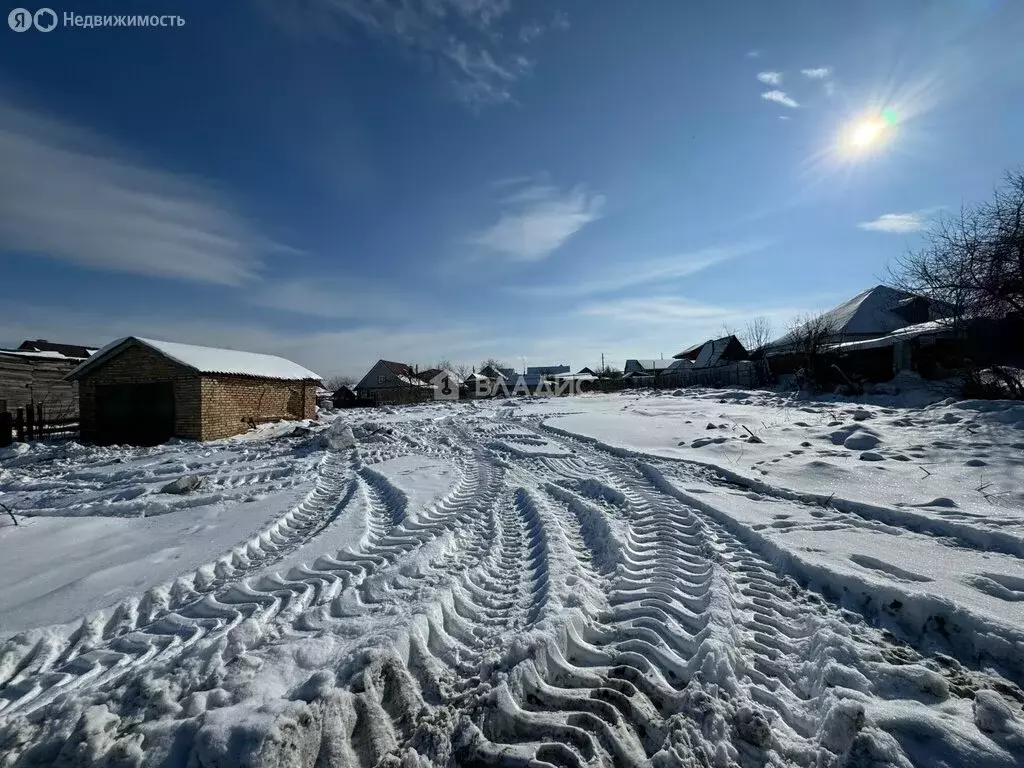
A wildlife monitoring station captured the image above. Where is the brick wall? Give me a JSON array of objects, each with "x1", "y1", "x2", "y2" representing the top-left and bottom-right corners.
[
  {"x1": 78, "y1": 344, "x2": 201, "y2": 440},
  {"x1": 199, "y1": 376, "x2": 316, "y2": 440}
]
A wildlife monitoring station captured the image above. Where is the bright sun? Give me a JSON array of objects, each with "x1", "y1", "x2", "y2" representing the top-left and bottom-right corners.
[
  {"x1": 850, "y1": 118, "x2": 885, "y2": 147},
  {"x1": 840, "y1": 109, "x2": 898, "y2": 156}
]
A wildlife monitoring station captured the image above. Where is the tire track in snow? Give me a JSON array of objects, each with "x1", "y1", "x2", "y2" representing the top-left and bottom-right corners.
[
  {"x1": 5, "y1": 412, "x2": 1024, "y2": 768},
  {"x1": 0, "y1": 446, "x2": 359, "y2": 714},
  {"x1": 456, "y1": 421, "x2": 1015, "y2": 768}
]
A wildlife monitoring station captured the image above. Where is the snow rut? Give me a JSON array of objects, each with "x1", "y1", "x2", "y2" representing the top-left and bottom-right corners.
[
  {"x1": 0, "y1": 446, "x2": 360, "y2": 716},
  {"x1": 3, "y1": 415, "x2": 1024, "y2": 768}
]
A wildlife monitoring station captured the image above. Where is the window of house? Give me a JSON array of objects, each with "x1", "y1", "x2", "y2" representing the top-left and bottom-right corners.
[{"x1": 377, "y1": 375, "x2": 386, "y2": 384}]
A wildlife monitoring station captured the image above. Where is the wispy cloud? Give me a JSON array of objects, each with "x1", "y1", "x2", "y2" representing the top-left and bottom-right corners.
[
  {"x1": 249, "y1": 277, "x2": 419, "y2": 321},
  {"x1": 801, "y1": 67, "x2": 832, "y2": 79},
  {"x1": 0, "y1": 101, "x2": 280, "y2": 286},
  {"x1": 519, "y1": 21, "x2": 543, "y2": 43},
  {"x1": 761, "y1": 90, "x2": 799, "y2": 108},
  {"x1": 757, "y1": 71, "x2": 782, "y2": 86},
  {"x1": 263, "y1": 0, "x2": 555, "y2": 107},
  {"x1": 576, "y1": 296, "x2": 813, "y2": 337},
  {"x1": 857, "y1": 211, "x2": 931, "y2": 233},
  {"x1": 471, "y1": 179, "x2": 604, "y2": 261},
  {"x1": 509, "y1": 242, "x2": 768, "y2": 298},
  {"x1": 746, "y1": 50, "x2": 761, "y2": 59}
]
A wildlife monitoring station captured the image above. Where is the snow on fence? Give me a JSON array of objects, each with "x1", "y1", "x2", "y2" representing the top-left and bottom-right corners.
[{"x1": 0, "y1": 402, "x2": 79, "y2": 447}]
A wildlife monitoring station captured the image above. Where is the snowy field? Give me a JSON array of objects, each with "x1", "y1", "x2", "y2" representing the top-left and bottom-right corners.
[{"x1": 1, "y1": 390, "x2": 1023, "y2": 767}]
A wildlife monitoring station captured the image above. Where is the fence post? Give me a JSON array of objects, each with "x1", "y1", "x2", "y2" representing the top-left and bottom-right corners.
[
  {"x1": 36, "y1": 403, "x2": 44, "y2": 439},
  {"x1": 15, "y1": 408, "x2": 25, "y2": 442},
  {"x1": 25, "y1": 404, "x2": 35, "y2": 441},
  {"x1": 0, "y1": 411, "x2": 11, "y2": 448}
]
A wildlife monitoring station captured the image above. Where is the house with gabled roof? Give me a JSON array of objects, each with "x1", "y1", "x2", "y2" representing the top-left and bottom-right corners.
[
  {"x1": 17, "y1": 339, "x2": 97, "y2": 359},
  {"x1": 479, "y1": 365, "x2": 516, "y2": 382},
  {"x1": 671, "y1": 335, "x2": 749, "y2": 367},
  {"x1": 66, "y1": 336, "x2": 321, "y2": 444},
  {"x1": 356, "y1": 360, "x2": 434, "y2": 405},
  {"x1": 623, "y1": 359, "x2": 675, "y2": 375},
  {"x1": 767, "y1": 285, "x2": 950, "y2": 354}
]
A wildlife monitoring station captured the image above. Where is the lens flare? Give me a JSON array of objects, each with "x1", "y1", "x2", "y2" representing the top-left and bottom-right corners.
[{"x1": 840, "y1": 110, "x2": 896, "y2": 155}]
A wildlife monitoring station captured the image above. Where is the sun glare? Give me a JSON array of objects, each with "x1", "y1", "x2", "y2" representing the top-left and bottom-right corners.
[{"x1": 840, "y1": 109, "x2": 898, "y2": 156}]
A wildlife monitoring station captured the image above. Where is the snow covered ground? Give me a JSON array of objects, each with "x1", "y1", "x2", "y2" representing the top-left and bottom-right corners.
[{"x1": 1, "y1": 391, "x2": 1023, "y2": 767}]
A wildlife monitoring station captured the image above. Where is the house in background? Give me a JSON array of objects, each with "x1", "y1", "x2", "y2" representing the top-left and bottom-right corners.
[
  {"x1": 672, "y1": 335, "x2": 750, "y2": 368},
  {"x1": 356, "y1": 360, "x2": 434, "y2": 404},
  {"x1": 767, "y1": 285, "x2": 949, "y2": 353},
  {"x1": 17, "y1": 339, "x2": 98, "y2": 358},
  {"x1": 526, "y1": 364, "x2": 570, "y2": 377},
  {"x1": 576, "y1": 366, "x2": 598, "y2": 376},
  {"x1": 479, "y1": 364, "x2": 516, "y2": 381},
  {"x1": 332, "y1": 385, "x2": 374, "y2": 409},
  {"x1": 1, "y1": 339, "x2": 96, "y2": 415},
  {"x1": 623, "y1": 359, "x2": 674, "y2": 376},
  {"x1": 661, "y1": 336, "x2": 756, "y2": 388},
  {"x1": 67, "y1": 337, "x2": 320, "y2": 444},
  {"x1": 765, "y1": 285, "x2": 954, "y2": 380}
]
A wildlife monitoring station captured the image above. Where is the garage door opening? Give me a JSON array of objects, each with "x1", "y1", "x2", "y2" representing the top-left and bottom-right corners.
[{"x1": 95, "y1": 381, "x2": 175, "y2": 445}]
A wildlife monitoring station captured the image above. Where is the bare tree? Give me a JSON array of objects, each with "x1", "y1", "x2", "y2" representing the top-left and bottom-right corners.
[
  {"x1": 890, "y1": 169, "x2": 1024, "y2": 328},
  {"x1": 742, "y1": 316, "x2": 774, "y2": 356},
  {"x1": 889, "y1": 169, "x2": 1024, "y2": 398},
  {"x1": 324, "y1": 374, "x2": 355, "y2": 391},
  {"x1": 454, "y1": 364, "x2": 473, "y2": 381},
  {"x1": 784, "y1": 312, "x2": 839, "y2": 390},
  {"x1": 434, "y1": 359, "x2": 455, "y2": 372}
]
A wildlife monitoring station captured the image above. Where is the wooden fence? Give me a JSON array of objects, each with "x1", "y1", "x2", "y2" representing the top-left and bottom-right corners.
[
  {"x1": 587, "y1": 361, "x2": 768, "y2": 394},
  {"x1": 0, "y1": 402, "x2": 79, "y2": 447}
]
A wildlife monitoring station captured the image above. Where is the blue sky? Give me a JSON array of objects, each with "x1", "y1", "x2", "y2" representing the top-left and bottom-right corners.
[{"x1": 1, "y1": 0, "x2": 1022, "y2": 377}]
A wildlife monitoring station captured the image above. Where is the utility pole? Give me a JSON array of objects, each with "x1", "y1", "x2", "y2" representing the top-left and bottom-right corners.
[{"x1": 601, "y1": 352, "x2": 605, "y2": 372}]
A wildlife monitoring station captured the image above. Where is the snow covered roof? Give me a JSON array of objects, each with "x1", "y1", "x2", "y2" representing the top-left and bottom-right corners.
[
  {"x1": 664, "y1": 358, "x2": 694, "y2": 372},
  {"x1": 373, "y1": 360, "x2": 433, "y2": 387},
  {"x1": 418, "y1": 368, "x2": 461, "y2": 386},
  {"x1": 626, "y1": 359, "x2": 675, "y2": 372},
  {"x1": 769, "y1": 285, "x2": 945, "y2": 351},
  {"x1": 478, "y1": 365, "x2": 519, "y2": 381},
  {"x1": 67, "y1": 337, "x2": 322, "y2": 382},
  {"x1": 829, "y1": 320, "x2": 953, "y2": 353},
  {"x1": 672, "y1": 341, "x2": 705, "y2": 360},
  {"x1": 17, "y1": 339, "x2": 96, "y2": 359},
  {"x1": 694, "y1": 336, "x2": 745, "y2": 368},
  {"x1": 0, "y1": 348, "x2": 75, "y2": 360}
]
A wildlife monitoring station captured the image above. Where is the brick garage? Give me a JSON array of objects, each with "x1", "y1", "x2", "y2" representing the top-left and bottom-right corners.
[{"x1": 67, "y1": 337, "x2": 321, "y2": 444}]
